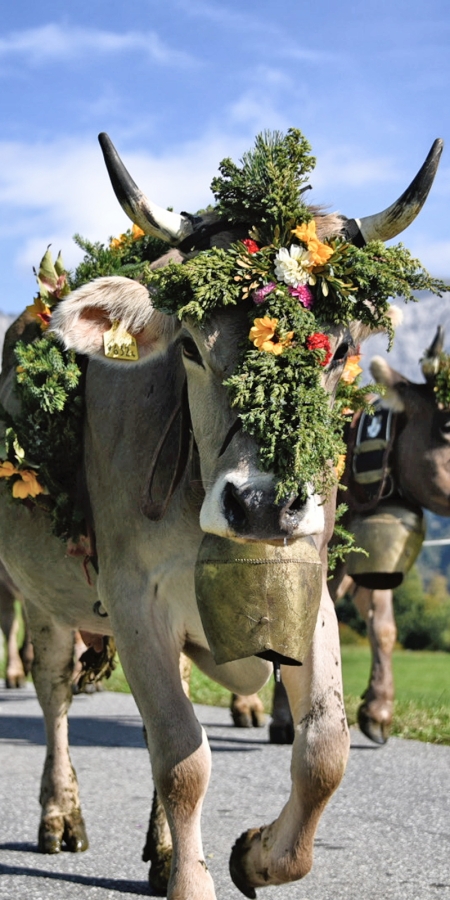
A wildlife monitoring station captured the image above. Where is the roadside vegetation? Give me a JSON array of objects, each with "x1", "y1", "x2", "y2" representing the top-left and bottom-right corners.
[{"x1": 104, "y1": 633, "x2": 450, "y2": 746}]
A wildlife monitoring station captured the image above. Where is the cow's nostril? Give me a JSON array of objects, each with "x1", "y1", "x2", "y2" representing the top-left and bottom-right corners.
[
  {"x1": 285, "y1": 494, "x2": 304, "y2": 513},
  {"x1": 222, "y1": 482, "x2": 248, "y2": 530}
]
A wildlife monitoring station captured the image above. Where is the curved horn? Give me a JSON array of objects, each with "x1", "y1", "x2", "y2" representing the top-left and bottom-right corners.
[
  {"x1": 98, "y1": 133, "x2": 194, "y2": 245},
  {"x1": 344, "y1": 139, "x2": 444, "y2": 246},
  {"x1": 421, "y1": 324, "x2": 445, "y2": 381}
]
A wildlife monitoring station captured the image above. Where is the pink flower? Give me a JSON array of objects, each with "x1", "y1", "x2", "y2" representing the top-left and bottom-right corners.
[
  {"x1": 252, "y1": 282, "x2": 277, "y2": 304},
  {"x1": 288, "y1": 284, "x2": 314, "y2": 309}
]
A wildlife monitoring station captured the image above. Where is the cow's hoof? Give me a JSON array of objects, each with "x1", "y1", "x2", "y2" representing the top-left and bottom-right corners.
[
  {"x1": 269, "y1": 721, "x2": 294, "y2": 744},
  {"x1": 38, "y1": 817, "x2": 64, "y2": 854},
  {"x1": 251, "y1": 708, "x2": 265, "y2": 728},
  {"x1": 5, "y1": 675, "x2": 25, "y2": 689},
  {"x1": 229, "y1": 830, "x2": 258, "y2": 899},
  {"x1": 357, "y1": 706, "x2": 389, "y2": 745},
  {"x1": 148, "y1": 852, "x2": 172, "y2": 896},
  {"x1": 231, "y1": 710, "x2": 253, "y2": 728},
  {"x1": 63, "y1": 811, "x2": 89, "y2": 852}
]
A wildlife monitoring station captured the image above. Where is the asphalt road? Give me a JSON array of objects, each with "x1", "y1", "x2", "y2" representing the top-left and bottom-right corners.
[{"x1": 0, "y1": 682, "x2": 449, "y2": 900}]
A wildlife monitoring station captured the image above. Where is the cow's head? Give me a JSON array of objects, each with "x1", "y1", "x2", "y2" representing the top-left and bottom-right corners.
[
  {"x1": 371, "y1": 325, "x2": 450, "y2": 517},
  {"x1": 51, "y1": 133, "x2": 443, "y2": 544}
]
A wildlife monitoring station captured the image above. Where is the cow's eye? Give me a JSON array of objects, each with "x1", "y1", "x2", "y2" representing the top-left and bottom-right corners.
[
  {"x1": 331, "y1": 342, "x2": 349, "y2": 365},
  {"x1": 181, "y1": 338, "x2": 204, "y2": 366}
]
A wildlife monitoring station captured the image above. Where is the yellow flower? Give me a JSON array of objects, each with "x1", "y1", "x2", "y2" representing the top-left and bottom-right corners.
[
  {"x1": 0, "y1": 461, "x2": 45, "y2": 499},
  {"x1": 292, "y1": 220, "x2": 333, "y2": 267},
  {"x1": 335, "y1": 454, "x2": 346, "y2": 478},
  {"x1": 12, "y1": 469, "x2": 45, "y2": 499},
  {"x1": 25, "y1": 296, "x2": 52, "y2": 330},
  {"x1": 341, "y1": 354, "x2": 362, "y2": 385},
  {"x1": 308, "y1": 239, "x2": 334, "y2": 266},
  {"x1": 110, "y1": 224, "x2": 145, "y2": 250},
  {"x1": 110, "y1": 233, "x2": 126, "y2": 250},
  {"x1": 0, "y1": 461, "x2": 19, "y2": 479},
  {"x1": 249, "y1": 317, "x2": 294, "y2": 355},
  {"x1": 249, "y1": 316, "x2": 277, "y2": 347}
]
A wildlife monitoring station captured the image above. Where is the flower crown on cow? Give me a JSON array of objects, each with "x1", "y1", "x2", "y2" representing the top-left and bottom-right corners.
[{"x1": 1, "y1": 129, "x2": 447, "y2": 535}]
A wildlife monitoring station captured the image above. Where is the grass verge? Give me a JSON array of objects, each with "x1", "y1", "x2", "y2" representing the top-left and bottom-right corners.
[{"x1": 3, "y1": 638, "x2": 449, "y2": 744}]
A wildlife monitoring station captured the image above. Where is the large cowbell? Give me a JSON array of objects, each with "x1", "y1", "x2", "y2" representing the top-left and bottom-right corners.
[
  {"x1": 346, "y1": 501, "x2": 425, "y2": 590},
  {"x1": 194, "y1": 535, "x2": 322, "y2": 666}
]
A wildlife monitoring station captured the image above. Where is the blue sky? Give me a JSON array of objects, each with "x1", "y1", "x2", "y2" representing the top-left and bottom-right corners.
[{"x1": 0, "y1": 0, "x2": 449, "y2": 314}]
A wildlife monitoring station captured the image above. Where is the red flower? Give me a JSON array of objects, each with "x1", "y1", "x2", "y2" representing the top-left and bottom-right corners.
[
  {"x1": 306, "y1": 332, "x2": 332, "y2": 366},
  {"x1": 242, "y1": 238, "x2": 260, "y2": 254}
]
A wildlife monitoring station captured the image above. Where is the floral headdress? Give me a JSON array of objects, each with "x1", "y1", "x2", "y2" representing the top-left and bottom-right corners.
[
  {"x1": 139, "y1": 129, "x2": 446, "y2": 500},
  {"x1": 0, "y1": 130, "x2": 447, "y2": 535}
]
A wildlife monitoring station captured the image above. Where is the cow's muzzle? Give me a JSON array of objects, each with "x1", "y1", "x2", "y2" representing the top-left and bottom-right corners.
[{"x1": 222, "y1": 480, "x2": 314, "y2": 540}]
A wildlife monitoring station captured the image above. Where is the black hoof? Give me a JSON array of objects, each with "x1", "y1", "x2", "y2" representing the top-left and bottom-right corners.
[
  {"x1": 357, "y1": 706, "x2": 389, "y2": 745},
  {"x1": 251, "y1": 710, "x2": 265, "y2": 728},
  {"x1": 269, "y1": 722, "x2": 294, "y2": 744},
  {"x1": 232, "y1": 711, "x2": 253, "y2": 728},
  {"x1": 148, "y1": 854, "x2": 172, "y2": 896},
  {"x1": 63, "y1": 810, "x2": 89, "y2": 852},
  {"x1": 229, "y1": 832, "x2": 257, "y2": 899},
  {"x1": 38, "y1": 820, "x2": 63, "y2": 854}
]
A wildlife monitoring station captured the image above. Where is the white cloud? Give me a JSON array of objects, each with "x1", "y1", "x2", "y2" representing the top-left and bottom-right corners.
[
  {"x1": 0, "y1": 132, "x2": 246, "y2": 279},
  {"x1": 313, "y1": 146, "x2": 400, "y2": 191},
  {"x1": 0, "y1": 23, "x2": 196, "y2": 67},
  {"x1": 406, "y1": 237, "x2": 450, "y2": 279}
]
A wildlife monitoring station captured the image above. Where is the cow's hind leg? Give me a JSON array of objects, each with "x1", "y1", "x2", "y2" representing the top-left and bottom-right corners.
[
  {"x1": 230, "y1": 588, "x2": 350, "y2": 896},
  {"x1": 354, "y1": 586, "x2": 396, "y2": 744},
  {"x1": 230, "y1": 693, "x2": 266, "y2": 728},
  {"x1": 26, "y1": 601, "x2": 88, "y2": 854},
  {"x1": 0, "y1": 580, "x2": 27, "y2": 688}
]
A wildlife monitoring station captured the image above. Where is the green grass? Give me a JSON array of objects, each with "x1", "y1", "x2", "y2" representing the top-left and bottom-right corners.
[
  {"x1": 341, "y1": 644, "x2": 450, "y2": 744},
  {"x1": 105, "y1": 643, "x2": 450, "y2": 744}
]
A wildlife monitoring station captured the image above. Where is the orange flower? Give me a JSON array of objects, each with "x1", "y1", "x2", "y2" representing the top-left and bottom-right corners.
[
  {"x1": 0, "y1": 461, "x2": 45, "y2": 499},
  {"x1": 292, "y1": 221, "x2": 317, "y2": 245},
  {"x1": 249, "y1": 317, "x2": 294, "y2": 355},
  {"x1": 25, "y1": 296, "x2": 52, "y2": 330},
  {"x1": 12, "y1": 469, "x2": 45, "y2": 499},
  {"x1": 131, "y1": 224, "x2": 145, "y2": 240},
  {"x1": 308, "y1": 240, "x2": 333, "y2": 266},
  {"x1": 110, "y1": 233, "x2": 126, "y2": 250},
  {"x1": 341, "y1": 354, "x2": 362, "y2": 385},
  {"x1": 0, "y1": 461, "x2": 19, "y2": 479},
  {"x1": 292, "y1": 220, "x2": 333, "y2": 267}
]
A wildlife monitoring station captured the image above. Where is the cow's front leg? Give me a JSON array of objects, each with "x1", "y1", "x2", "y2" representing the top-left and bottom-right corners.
[
  {"x1": 142, "y1": 653, "x2": 193, "y2": 895},
  {"x1": 111, "y1": 611, "x2": 216, "y2": 900},
  {"x1": 26, "y1": 600, "x2": 88, "y2": 854},
  {"x1": 354, "y1": 586, "x2": 396, "y2": 744},
  {"x1": 230, "y1": 587, "x2": 349, "y2": 896}
]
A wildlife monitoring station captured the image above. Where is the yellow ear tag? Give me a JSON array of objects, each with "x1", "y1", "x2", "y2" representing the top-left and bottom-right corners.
[{"x1": 103, "y1": 320, "x2": 139, "y2": 361}]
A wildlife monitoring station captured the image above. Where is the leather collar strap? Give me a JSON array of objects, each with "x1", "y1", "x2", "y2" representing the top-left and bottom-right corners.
[{"x1": 141, "y1": 380, "x2": 193, "y2": 521}]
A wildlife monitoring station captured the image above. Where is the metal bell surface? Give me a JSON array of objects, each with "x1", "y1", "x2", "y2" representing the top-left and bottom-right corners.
[{"x1": 195, "y1": 535, "x2": 322, "y2": 666}]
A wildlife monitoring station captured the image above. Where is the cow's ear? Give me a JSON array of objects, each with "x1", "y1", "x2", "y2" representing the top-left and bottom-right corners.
[
  {"x1": 50, "y1": 276, "x2": 178, "y2": 362},
  {"x1": 370, "y1": 356, "x2": 409, "y2": 412}
]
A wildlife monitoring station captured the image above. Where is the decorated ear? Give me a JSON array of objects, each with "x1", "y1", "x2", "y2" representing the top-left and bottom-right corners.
[
  {"x1": 50, "y1": 276, "x2": 178, "y2": 362},
  {"x1": 370, "y1": 355, "x2": 409, "y2": 412}
]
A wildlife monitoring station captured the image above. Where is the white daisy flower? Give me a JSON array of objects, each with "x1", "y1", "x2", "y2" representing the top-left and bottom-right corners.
[{"x1": 274, "y1": 245, "x2": 312, "y2": 288}]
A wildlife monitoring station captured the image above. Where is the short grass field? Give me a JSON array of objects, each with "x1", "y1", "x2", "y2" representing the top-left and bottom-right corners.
[{"x1": 103, "y1": 640, "x2": 450, "y2": 746}]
